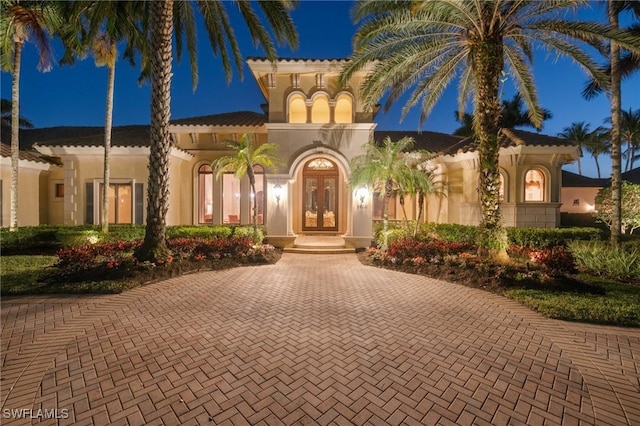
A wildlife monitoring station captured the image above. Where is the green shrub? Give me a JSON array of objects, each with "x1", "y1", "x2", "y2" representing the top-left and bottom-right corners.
[
  {"x1": 507, "y1": 227, "x2": 602, "y2": 248},
  {"x1": 569, "y1": 240, "x2": 640, "y2": 282},
  {"x1": 429, "y1": 223, "x2": 478, "y2": 243},
  {"x1": 230, "y1": 225, "x2": 265, "y2": 244},
  {"x1": 166, "y1": 225, "x2": 232, "y2": 240}
]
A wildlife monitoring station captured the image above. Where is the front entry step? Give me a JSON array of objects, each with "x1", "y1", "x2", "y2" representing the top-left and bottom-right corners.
[{"x1": 283, "y1": 236, "x2": 356, "y2": 254}]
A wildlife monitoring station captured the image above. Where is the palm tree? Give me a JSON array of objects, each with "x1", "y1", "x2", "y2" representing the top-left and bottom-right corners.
[
  {"x1": 340, "y1": 0, "x2": 640, "y2": 261},
  {"x1": 583, "y1": 126, "x2": 611, "y2": 178},
  {"x1": 558, "y1": 121, "x2": 592, "y2": 176},
  {"x1": 619, "y1": 108, "x2": 640, "y2": 172},
  {"x1": 350, "y1": 136, "x2": 434, "y2": 249},
  {"x1": 211, "y1": 133, "x2": 281, "y2": 241},
  {"x1": 0, "y1": 1, "x2": 61, "y2": 231},
  {"x1": 583, "y1": 2, "x2": 640, "y2": 246},
  {"x1": 59, "y1": 1, "x2": 146, "y2": 234},
  {"x1": 1, "y1": 98, "x2": 33, "y2": 128},
  {"x1": 136, "y1": 0, "x2": 298, "y2": 262},
  {"x1": 454, "y1": 93, "x2": 552, "y2": 137}
]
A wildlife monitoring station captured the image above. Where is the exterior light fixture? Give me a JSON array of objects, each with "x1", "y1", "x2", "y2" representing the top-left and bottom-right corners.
[
  {"x1": 355, "y1": 186, "x2": 369, "y2": 209},
  {"x1": 273, "y1": 183, "x2": 283, "y2": 205}
]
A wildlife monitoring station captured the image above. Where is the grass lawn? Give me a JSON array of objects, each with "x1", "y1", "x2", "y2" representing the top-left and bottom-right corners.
[
  {"x1": 1, "y1": 255, "x2": 136, "y2": 295},
  {"x1": 506, "y1": 275, "x2": 640, "y2": 327}
]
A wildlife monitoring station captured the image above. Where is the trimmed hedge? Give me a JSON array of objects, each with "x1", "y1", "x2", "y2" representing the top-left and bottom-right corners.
[{"x1": 373, "y1": 221, "x2": 602, "y2": 249}]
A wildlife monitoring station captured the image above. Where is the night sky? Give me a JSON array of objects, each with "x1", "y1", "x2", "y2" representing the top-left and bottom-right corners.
[{"x1": 1, "y1": 1, "x2": 638, "y2": 178}]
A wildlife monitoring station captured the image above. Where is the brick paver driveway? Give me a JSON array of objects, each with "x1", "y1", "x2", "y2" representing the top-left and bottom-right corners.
[{"x1": 2, "y1": 254, "x2": 639, "y2": 425}]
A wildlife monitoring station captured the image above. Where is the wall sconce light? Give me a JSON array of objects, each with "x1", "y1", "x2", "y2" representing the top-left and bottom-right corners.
[
  {"x1": 355, "y1": 186, "x2": 369, "y2": 209},
  {"x1": 273, "y1": 183, "x2": 283, "y2": 205}
]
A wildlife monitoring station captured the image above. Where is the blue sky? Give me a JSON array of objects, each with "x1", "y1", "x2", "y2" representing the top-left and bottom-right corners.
[{"x1": 1, "y1": 1, "x2": 638, "y2": 178}]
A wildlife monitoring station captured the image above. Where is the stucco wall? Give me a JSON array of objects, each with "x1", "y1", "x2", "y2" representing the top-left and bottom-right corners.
[
  {"x1": 561, "y1": 187, "x2": 600, "y2": 214},
  {"x1": 0, "y1": 162, "x2": 49, "y2": 227}
]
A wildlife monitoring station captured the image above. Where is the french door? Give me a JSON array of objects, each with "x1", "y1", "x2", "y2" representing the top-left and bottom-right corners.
[{"x1": 302, "y1": 158, "x2": 338, "y2": 232}]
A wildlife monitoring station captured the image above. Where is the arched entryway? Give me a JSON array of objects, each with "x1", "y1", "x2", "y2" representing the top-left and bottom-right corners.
[{"x1": 302, "y1": 158, "x2": 338, "y2": 232}]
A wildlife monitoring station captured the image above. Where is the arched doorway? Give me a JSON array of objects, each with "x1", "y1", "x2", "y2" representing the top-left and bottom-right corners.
[{"x1": 302, "y1": 158, "x2": 338, "y2": 232}]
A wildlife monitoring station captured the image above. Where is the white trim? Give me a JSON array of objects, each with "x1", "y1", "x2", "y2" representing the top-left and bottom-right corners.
[
  {"x1": 33, "y1": 145, "x2": 193, "y2": 160},
  {"x1": 169, "y1": 125, "x2": 266, "y2": 133},
  {"x1": 0, "y1": 156, "x2": 53, "y2": 171},
  {"x1": 92, "y1": 178, "x2": 136, "y2": 225},
  {"x1": 265, "y1": 123, "x2": 375, "y2": 131}
]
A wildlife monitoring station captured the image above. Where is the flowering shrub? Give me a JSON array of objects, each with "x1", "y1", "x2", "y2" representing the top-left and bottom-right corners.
[
  {"x1": 387, "y1": 237, "x2": 475, "y2": 260},
  {"x1": 529, "y1": 246, "x2": 577, "y2": 273},
  {"x1": 56, "y1": 237, "x2": 262, "y2": 278}
]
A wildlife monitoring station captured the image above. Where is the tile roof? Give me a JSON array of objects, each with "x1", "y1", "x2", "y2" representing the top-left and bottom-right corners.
[
  {"x1": 445, "y1": 128, "x2": 578, "y2": 155},
  {"x1": 373, "y1": 130, "x2": 465, "y2": 155},
  {"x1": 622, "y1": 167, "x2": 640, "y2": 184},
  {"x1": 170, "y1": 111, "x2": 267, "y2": 127},
  {"x1": 0, "y1": 142, "x2": 59, "y2": 165},
  {"x1": 561, "y1": 170, "x2": 608, "y2": 187},
  {"x1": 30, "y1": 125, "x2": 150, "y2": 148},
  {"x1": 246, "y1": 57, "x2": 349, "y2": 64}
]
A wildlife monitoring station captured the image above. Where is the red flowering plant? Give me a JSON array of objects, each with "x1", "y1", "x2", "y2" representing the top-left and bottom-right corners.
[{"x1": 529, "y1": 246, "x2": 577, "y2": 273}]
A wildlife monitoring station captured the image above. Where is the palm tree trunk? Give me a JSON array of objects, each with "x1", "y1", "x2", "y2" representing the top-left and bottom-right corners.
[
  {"x1": 381, "y1": 179, "x2": 393, "y2": 249},
  {"x1": 136, "y1": 0, "x2": 173, "y2": 261},
  {"x1": 102, "y1": 61, "x2": 115, "y2": 234},
  {"x1": 609, "y1": 1, "x2": 622, "y2": 248},
  {"x1": 595, "y1": 157, "x2": 602, "y2": 178},
  {"x1": 10, "y1": 41, "x2": 23, "y2": 232},
  {"x1": 414, "y1": 192, "x2": 424, "y2": 237},
  {"x1": 247, "y1": 167, "x2": 258, "y2": 240},
  {"x1": 472, "y1": 39, "x2": 509, "y2": 262},
  {"x1": 399, "y1": 193, "x2": 407, "y2": 221},
  {"x1": 577, "y1": 157, "x2": 582, "y2": 176}
]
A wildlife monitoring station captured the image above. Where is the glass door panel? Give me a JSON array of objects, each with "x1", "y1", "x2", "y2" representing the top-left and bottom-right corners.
[
  {"x1": 322, "y1": 178, "x2": 336, "y2": 228},
  {"x1": 304, "y1": 178, "x2": 318, "y2": 228}
]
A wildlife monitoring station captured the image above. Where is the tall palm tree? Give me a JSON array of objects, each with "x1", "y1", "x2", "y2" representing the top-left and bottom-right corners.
[
  {"x1": 350, "y1": 136, "x2": 433, "y2": 249},
  {"x1": 136, "y1": 0, "x2": 298, "y2": 261},
  {"x1": 0, "y1": 0, "x2": 61, "y2": 231},
  {"x1": 454, "y1": 93, "x2": 552, "y2": 137},
  {"x1": 0, "y1": 98, "x2": 33, "y2": 128},
  {"x1": 583, "y1": 126, "x2": 611, "y2": 178},
  {"x1": 340, "y1": 0, "x2": 640, "y2": 261},
  {"x1": 583, "y1": 2, "x2": 640, "y2": 246},
  {"x1": 558, "y1": 121, "x2": 592, "y2": 176},
  {"x1": 212, "y1": 133, "x2": 281, "y2": 241},
  {"x1": 59, "y1": 1, "x2": 146, "y2": 234},
  {"x1": 619, "y1": 108, "x2": 640, "y2": 172}
]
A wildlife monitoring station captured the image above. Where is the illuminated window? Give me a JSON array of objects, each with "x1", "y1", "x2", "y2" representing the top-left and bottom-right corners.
[
  {"x1": 525, "y1": 169, "x2": 545, "y2": 201},
  {"x1": 222, "y1": 173, "x2": 241, "y2": 224},
  {"x1": 311, "y1": 95, "x2": 330, "y2": 123},
  {"x1": 307, "y1": 158, "x2": 335, "y2": 170},
  {"x1": 334, "y1": 94, "x2": 353, "y2": 123},
  {"x1": 198, "y1": 164, "x2": 214, "y2": 223},
  {"x1": 99, "y1": 183, "x2": 132, "y2": 224},
  {"x1": 288, "y1": 95, "x2": 306, "y2": 123}
]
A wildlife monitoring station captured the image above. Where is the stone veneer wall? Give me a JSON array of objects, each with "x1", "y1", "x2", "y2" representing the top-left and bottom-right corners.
[{"x1": 458, "y1": 202, "x2": 560, "y2": 228}]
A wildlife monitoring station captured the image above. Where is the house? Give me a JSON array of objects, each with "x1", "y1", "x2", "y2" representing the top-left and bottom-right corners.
[
  {"x1": 0, "y1": 58, "x2": 580, "y2": 247},
  {"x1": 559, "y1": 168, "x2": 640, "y2": 227}
]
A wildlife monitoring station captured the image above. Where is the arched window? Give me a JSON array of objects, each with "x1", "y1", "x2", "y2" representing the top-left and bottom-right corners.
[
  {"x1": 198, "y1": 164, "x2": 214, "y2": 224},
  {"x1": 524, "y1": 169, "x2": 545, "y2": 201},
  {"x1": 288, "y1": 94, "x2": 306, "y2": 123},
  {"x1": 334, "y1": 94, "x2": 353, "y2": 123},
  {"x1": 311, "y1": 95, "x2": 330, "y2": 123}
]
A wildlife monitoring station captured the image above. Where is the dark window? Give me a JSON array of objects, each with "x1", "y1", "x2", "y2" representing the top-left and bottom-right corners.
[{"x1": 55, "y1": 183, "x2": 64, "y2": 198}]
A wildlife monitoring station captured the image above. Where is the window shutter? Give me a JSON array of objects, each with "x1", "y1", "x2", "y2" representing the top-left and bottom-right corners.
[
  {"x1": 135, "y1": 183, "x2": 144, "y2": 224},
  {"x1": 85, "y1": 182, "x2": 94, "y2": 224}
]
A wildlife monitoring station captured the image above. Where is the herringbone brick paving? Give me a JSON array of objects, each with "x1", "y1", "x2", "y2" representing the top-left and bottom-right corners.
[{"x1": 1, "y1": 254, "x2": 639, "y2": 425}]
